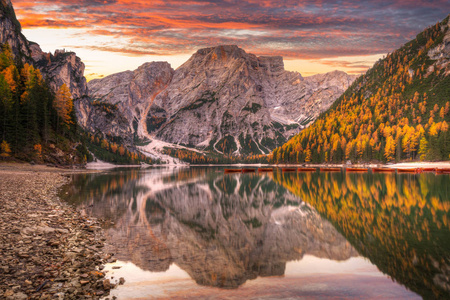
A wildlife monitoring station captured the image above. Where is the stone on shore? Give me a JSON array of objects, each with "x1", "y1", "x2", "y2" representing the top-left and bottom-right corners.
[{"x1": 0, "y1": 164, "x2": 116, "y2": 299}]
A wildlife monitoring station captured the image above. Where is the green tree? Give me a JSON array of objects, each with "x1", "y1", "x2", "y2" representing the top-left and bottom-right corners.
[{"x1": 0, "y1": 74, "x2": 12, "y2": 141}]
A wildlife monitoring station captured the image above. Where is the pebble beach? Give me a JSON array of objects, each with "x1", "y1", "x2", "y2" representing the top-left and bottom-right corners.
[{"x1": 0, "y1": 163, "x2": 120, "y2": 300}]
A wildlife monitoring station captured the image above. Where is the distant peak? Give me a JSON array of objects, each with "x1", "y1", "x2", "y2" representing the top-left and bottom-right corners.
[
  {"x1": 196, "y1": 45, "x2": 245, "y2": 57},
  {"x1": 197, "y1": 45, "x2": 240, "y2": 52},
  {"x1": 193, "y1": 45, "x2": 286, "y2": 66},
  {"x1": 139, "y1": 61, "x2": 172, "y2": 68}
]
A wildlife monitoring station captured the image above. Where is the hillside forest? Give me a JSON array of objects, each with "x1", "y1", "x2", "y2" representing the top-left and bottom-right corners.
[
  {"x1": 0, "y1": 44, "x2": 155, "y2": 165},
  {"x1": 270, "y1": 17, "x2": 450, "y2": 164}
]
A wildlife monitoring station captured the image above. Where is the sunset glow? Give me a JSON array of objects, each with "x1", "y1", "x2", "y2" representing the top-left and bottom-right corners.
[{"x1": 12, "y1": 0, "x2": 450, "y2": 79}]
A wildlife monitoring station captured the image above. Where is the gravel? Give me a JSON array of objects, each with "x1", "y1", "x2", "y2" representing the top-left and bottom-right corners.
[{"x1": 0, "y1": 163, "x2": 117, "y2": 299}]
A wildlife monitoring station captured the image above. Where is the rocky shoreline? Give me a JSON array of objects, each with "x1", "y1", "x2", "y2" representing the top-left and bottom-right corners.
[{"x1": 0, "y1": 163, "x2": 120, "y2": 299}]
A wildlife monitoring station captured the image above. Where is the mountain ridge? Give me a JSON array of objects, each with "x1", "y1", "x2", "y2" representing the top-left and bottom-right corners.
[
  {"x1": 81, "y1": 44, "x2": 356, "y2": 158},
  {"x1": 0, "y1": 0, "x2": 87, "y2": 100},
  {"x1": 271, "y1": 14, "x2": 450, "y2": 164}
]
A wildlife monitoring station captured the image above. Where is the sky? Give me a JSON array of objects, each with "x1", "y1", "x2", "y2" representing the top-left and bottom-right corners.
[{"x1": 10, "y1": 0, "x2": 450, "y2": 81}]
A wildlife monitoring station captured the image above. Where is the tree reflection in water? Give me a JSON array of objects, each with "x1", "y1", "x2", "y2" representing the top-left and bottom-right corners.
[{"x1": 273, "y1": 171, "x2": 450, "y2": 299}]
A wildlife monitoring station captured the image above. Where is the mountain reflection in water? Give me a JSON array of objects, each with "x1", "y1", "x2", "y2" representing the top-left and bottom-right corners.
[{"x1": 62, "y1": 168, "x2": 449, "y2": 299}]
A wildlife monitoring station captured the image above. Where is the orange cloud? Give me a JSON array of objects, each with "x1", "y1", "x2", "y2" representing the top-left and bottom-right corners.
[{"x1": 11, "y1": 0, "x2": 450, "y2": 61}]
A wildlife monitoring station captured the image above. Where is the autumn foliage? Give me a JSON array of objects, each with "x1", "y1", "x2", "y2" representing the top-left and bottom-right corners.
[
  {"x1": 271, "y1": 17, "x2": 450, "y2": 164},
  {"x1": 54, "y1": 84, "x2": 73, "y2": 128},
  {"x1": 0, "y1": 43, "x2": 84, "y2": 163},
  {"x1": 163, "y1": 147, "x2": 268, "y2": 164},
  {"x1": 84, "y1": 132, "x2": 156, "y2": 165},
  {"x1": 0, "y1": 140, "x2": 11, "y2": 158},
  {"x1": 274, "y1": 171, "x2": 450, "y2": 299}
]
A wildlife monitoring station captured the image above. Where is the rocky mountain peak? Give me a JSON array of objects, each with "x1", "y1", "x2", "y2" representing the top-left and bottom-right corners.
[
  {"x1": 81, "y1": 61, "x2": 174, "y2": 142},
  {"x1": 258, "y1": 55, "x2": 285, "y2": 74},
  {"x1": 196, "y1": 44, "x2": 244, "y2": 58},
  {"x1": 305, "y1": 70, "x2": 358, "y2": 90},
  {"x1": 137, "y1": 61, "x2": 171, "y2": 71},
  {"x1": 191, "y1": 45, "x2": 285, "y2": 72},
  {"x1": 0, "y1": 1, "x2": 87, "y2": 99},
  {"x1": 81, "y1": 45, "x2": 356, "y2": 157},
  {"x1": 0, "y1": 0, "x2": 30, "y2": 59}
]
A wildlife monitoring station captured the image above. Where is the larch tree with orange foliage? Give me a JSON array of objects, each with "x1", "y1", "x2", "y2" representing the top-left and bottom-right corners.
[
  {"x1": 0, "y1": 140, "x2": 11, "y2": 158},
  {"x1": 54, "y1": 84, "x2": 74, "y2": 129}
]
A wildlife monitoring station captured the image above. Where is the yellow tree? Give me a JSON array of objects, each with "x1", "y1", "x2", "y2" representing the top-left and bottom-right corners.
[
  {"x1": 0, "y1": 44, "x2": 14, "y2": 70},
  {"x1": 384, "y1": 136, "x2": 396, "y2": 162},
  {"x1": 345, "y1": 141, "x2": 353, "y2": 160},
  {"x1": 356, "y1": 139, "x2": 364, "y2": 158},
  {"x1": 418, "y1": 137, "x2": 428, "y2": 161},
  {"x1": 2, "y1": 65, "x2": 18, "y2": 93},
  {"x1": 0, "y1": 140, "x2": 11, "y2": 158},
  {"x1": 54, "y1": 84, "x2": 73, "y2": 128},
  {"x1": 111, "y1": 143, "x2": 118, "y2": 153},
  {"x1": 101, "y1": 139, "x2": 109, "y2": 149},
  {"x1": 34, "y1": 144, "x2": 42, "y2": 159},
  {"x1": 429, "y1": 122, "x2": 439, "y2": 136},
  {"x1": 304, "y1": 148, "x2": 312, "y2": 163}
]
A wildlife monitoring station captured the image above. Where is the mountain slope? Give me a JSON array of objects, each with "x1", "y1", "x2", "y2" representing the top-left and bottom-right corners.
[
  {"x1": 0, "y1": 0, "x2": 29, "y2": 59},
  {"x1": 81, "y1": 45, "x2": 356, "y2": 157},
  {"x1": 80, "y1": 62, "x2": 174, "y2": 145},
  {"x1": 0, "y1": 0, "x2": 87, "y2": 100},
  {"x1": 271, "y1": 14, "x2": 450, "y2": 164},
  {"x1": 0, "y1": 0, "x2": 91, "y2": 164}
]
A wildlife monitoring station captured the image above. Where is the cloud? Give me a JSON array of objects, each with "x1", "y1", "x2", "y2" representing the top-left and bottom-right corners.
[
  {"x1": 316, "y1": 59, "x2": 373, "y2": 74},
  {"x1": 70, "y1": 45, "x2": 171, "y2": 56},
  {"x1": 11, "y1": 0, "x2": 450, "y2": 61}
]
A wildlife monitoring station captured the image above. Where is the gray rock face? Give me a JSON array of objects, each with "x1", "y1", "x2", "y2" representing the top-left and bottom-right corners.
[
  {"x1": 0, "y1": 1, "x2": 87, "y2": 99},
  {"x1": 150, "y1": 45, "x2": 291, "y2": 154},
  {"x1": 35, "y1": 49, "x2": 88, "y2": 99},
  {"x1": 0, "y1": 0, "x2": 31, "y2": 58},
  {"x1": 74, "y1": 96, "x2": 133, "y2": 143},
  {"x1": 428, "y1": 17, "x2": 450, "y2": 76},
  {"x1": 86, "y1": 45, "x2": 356, "y2": 155},
  {"x1": 86, "y1": 62, "x2": 174, "y2": 139}
]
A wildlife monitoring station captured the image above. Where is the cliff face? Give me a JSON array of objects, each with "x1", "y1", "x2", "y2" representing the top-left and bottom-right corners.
[
  {"x1": 427, "y1": 17, "x2": 450, "y2": 75},
  {"x1": 86, "y1": 45, "x2": 356, "y2": 155},
  {"x1": 149, "y1": 45, "x2": 296, "y2": 153},
  {"x1": 83, "y1": 62, "x2": 174, "y2": 140},
  {"x1": 0, "y1": 0, "x2": 30, "y2": 58},
  {"x1": 75, "y1": 96, "x2": 134, "y2": 143},
  {"x1": 34, "y1": 49, "x2": 88, "y2": 99},
  {"x1": 0, "y1": 0, "x2": 87, "y2": 99}
]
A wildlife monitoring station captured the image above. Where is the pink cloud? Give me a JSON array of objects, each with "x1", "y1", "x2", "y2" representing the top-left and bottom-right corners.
[{"x1": 11, "y1": 0, "x2": 450, "y2": 60}]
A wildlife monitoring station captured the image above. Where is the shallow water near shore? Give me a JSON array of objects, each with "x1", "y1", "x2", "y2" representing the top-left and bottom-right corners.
[{"x1": 61, "y1": 167, "x2": 450, "y2": 299}]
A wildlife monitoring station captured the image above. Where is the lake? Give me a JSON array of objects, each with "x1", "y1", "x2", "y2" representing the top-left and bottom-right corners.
[{"x1": 62, "y1": 167, "x2": 450, "y2": 299}]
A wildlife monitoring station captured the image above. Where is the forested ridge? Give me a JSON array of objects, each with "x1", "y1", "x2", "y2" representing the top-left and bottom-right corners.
[
  {"x1": 0, "y1": 43, "x2": 155, "y2": 165},
  {"x1": 0, "y1": 43, "x2": 91, "y2": 164},
  {"x1": 270, "y1": 15, "x2": 450, "y2": 164}
]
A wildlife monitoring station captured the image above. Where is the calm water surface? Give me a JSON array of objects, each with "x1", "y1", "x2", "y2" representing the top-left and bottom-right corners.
[{"x1": 62, "y1": 167, "x2": 450, "y2": 299}]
